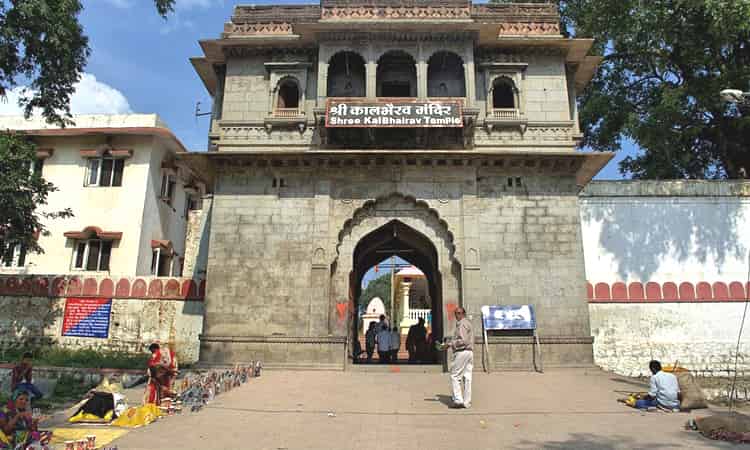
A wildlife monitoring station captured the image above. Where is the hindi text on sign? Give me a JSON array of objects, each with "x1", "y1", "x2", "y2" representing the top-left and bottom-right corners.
[{"x1": 326, "y1": 99, "x2": 463, "y2": 128}]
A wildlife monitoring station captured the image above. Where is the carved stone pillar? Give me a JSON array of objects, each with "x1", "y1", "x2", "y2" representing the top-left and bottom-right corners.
[
  {"x1": 366, "y1": 62, "x2": 377, "y2": 98},
  {"x1": 417, "y1": 62, "x2": 427, "y2": 98},
  {"x1": 317, "y1": 62, "x2": 329, "y2": 105}
]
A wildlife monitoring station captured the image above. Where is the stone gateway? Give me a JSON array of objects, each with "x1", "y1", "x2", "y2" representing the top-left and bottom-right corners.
[{"x1": 188, "y1": 0, "x2": 612, "y2": 369}]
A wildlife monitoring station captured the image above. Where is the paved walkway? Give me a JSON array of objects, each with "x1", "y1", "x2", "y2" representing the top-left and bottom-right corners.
[{"x1": 110, "y1": 368, "x2": 733, "y2": 450}]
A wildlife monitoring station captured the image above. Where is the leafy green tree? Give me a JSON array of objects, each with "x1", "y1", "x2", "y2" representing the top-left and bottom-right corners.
[
  {"x1": 0, "y1": 0, "x2": 176, "y2": 126},
  {"x1": 359, "y1": 274, "x2": 391, "y2": 315},
  {"x1": 0, "y1": 0, "x2": 173, "y2": 253},
  {"x1": 0, "y1": 132, "x2": 72, "y2": 254},
  {"x1": 559, "y1": 0, "x2": 750, "y2": 178}
]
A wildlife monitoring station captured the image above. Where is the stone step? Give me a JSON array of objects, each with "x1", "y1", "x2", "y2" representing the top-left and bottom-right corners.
[{"x1": 349, "y1": 363, "x2": 444, "y2": 373}]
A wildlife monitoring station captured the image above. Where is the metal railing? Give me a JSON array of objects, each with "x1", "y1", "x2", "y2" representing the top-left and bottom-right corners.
[{"x1": 408, "y1": 309, "x2": 432, "y2": 323}]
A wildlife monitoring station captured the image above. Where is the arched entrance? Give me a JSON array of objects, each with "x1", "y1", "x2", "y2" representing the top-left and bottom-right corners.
[
  {"x1": 330, "y1": 193, "x2": 462, "y2": 367},
  {"x1": 351, "y1": 220, "x2": 443, "y2": 363}
]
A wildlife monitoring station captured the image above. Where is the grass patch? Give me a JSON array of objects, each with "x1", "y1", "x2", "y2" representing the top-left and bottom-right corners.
[
  {"x1": 50, "y1": 374, "x2": 96, "y2": 405},
  {"x1": 1, "y1": 347, "x2": 147, "y2": 370}
]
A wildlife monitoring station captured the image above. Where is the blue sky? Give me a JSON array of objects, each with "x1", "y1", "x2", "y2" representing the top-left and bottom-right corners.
[{"x1": 1, "y1": 0, "x2": 635, "y2": 179}]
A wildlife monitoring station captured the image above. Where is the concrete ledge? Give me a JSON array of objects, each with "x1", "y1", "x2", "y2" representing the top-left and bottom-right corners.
[
  {"x1": 199, "y1": 335, "x2": 346, "y2": 344},
  {"x1": 199, "y1": 336, "x2": 346, "y2": 369},
  {"x1": 487, "y1": 339, "x2": 594, "y2": 370},
  {"x1": 581, "y1": 180, "x2": 750, "y2": 197}
]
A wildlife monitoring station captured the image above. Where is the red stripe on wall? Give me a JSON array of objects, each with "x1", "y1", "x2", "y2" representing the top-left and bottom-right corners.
[{"x1": 587, "y1": 281, "x2": 748, "y2": 303}]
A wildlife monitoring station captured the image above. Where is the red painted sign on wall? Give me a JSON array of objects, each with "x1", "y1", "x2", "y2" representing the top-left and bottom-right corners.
[{"x1": 62, "y1": 297, "x2": 112, "y2": 338}]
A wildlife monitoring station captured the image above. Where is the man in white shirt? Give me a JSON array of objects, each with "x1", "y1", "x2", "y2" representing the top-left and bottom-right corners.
[
  {"x1": 449, "y1": 307, "x2": 474, "y2": 409},
  {"x1": 635, "y1": 360, "x2": 681, "y2": 410}
]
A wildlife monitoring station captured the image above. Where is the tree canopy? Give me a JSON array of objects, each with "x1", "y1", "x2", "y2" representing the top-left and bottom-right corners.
[
  {"x1": 0, "y1": 0, "x2": 176, "y2": 126},
  {"x1": 0, "y1": 133, "x2": 72, "y2": 254},
  {"x1": 359, "y1": 274, "x2": 391, "y2": 315},
  {"x1": 559, "y1": 0, "x2": 750, "y2": 178},
  {"x1": 0, "y1": 0, "x2": 175, "y2": 254}
]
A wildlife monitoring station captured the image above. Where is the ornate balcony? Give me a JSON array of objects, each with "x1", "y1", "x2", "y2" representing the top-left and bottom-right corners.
[
  {"x1": 264, "y1": 108, "x2": 307, "y2": 132},
  {"x1": 485, "y1": 108, "x2": 528, "y2": 133}
]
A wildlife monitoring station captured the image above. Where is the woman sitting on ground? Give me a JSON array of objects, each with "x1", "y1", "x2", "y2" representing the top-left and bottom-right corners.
[{"x1": 0, "y1": 389, "x2": 50, "y2": 449}]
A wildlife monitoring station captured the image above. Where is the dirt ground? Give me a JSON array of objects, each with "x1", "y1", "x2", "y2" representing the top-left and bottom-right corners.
[{"x1": 95, "y1": 368, "x2": 742, "y2": 450}]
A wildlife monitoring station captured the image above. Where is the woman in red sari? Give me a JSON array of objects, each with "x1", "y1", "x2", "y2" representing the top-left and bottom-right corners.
[{"x1": 144, "y1": 342, "x2": 177, "y2": 405}]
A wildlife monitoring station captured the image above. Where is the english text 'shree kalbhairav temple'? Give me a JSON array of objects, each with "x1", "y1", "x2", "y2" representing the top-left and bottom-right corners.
[{"x1": 190, "y1": 0, "x2": 612, "y2": 369}]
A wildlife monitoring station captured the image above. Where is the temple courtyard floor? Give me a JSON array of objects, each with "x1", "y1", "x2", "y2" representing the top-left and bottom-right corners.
[{"x1": 108, "y1": 368, "x2": 735, "y2": 450}]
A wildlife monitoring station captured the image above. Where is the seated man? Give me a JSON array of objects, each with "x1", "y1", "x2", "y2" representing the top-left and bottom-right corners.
[
  {"x1": 635, "y1": 360, "x2": 681, "y2": 410},
  {"x1": 10, "y1": 352, "x2": 42, "y2": 401}
]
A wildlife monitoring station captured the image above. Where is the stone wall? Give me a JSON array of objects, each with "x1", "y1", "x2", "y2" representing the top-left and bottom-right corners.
[
  {"x1": 589, "y1": 303, "x2": 750, "y2": 377},
  {"x1": 581, "y1": 180, "x2": 750, "y2": 376},
  {"x1": 201, "y1": 162, "x2": 593, "y2": 368},
  {"x1": 183, "y1": 196, "x2": 213, "y2": 279},
  {"x1": 0, "y1": 275, "x2": 205, "y2": 363}
]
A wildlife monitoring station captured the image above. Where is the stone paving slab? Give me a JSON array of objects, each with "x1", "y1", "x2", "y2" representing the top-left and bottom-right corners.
[{"x1": 110, "y1": 369, "x2": 734, "y2": 450}]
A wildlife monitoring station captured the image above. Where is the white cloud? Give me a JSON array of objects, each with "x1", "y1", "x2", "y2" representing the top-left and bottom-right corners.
[
  {"x1": 0, "y1": 73, "x2": 133, "y2": 116},
  {"x1": 101, "y1": 0, "x2": 134, "y2": 8}
]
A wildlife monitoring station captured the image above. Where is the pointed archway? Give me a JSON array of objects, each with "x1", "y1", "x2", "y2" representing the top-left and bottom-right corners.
[
  {"x1": 330, "y1": 193, "x2": 462, "y2": 368},
  {"x1": 351, "y1": 220, "x2": 443, "y2": 363}
]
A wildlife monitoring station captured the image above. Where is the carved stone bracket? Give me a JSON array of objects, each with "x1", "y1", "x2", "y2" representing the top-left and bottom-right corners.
[{"x1": 497, "y1": 22, "x2": 560, "y2": 36}]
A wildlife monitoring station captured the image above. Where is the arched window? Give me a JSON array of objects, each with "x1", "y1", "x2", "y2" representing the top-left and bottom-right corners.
[
  {"x1": 328, "y1": 51, "x2": 366, "y2": 97},
  {"x1": 492, "y1": 78, "x2": 516, "y2": 109},
  {"x1": 276, "y1": 78, "x2": 300, "y2": 109},
  {"x1": 377, "y1": 50, "x2": 416, "y2": 97},
  {"x1": 427, "y1": 51, "x2": 465, "y2": 97}
]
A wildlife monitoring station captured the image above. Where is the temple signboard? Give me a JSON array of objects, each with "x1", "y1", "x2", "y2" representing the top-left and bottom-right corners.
[{"x1": 325, "y1": 99, "x2": 463, "y2": 128}]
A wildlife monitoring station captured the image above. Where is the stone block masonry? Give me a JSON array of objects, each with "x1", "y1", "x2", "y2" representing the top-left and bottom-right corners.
[{"x1": 0, "y1": 275, "x2": 205, "y2": 363}]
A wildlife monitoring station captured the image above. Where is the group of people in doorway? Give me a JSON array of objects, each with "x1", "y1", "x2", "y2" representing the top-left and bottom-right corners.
[
  {"x1": 356, "y1": 315, "x2": 436, "y2": 364},
  {"x1": 363, "y1": 315, "x2": 401, "y2": 363}
]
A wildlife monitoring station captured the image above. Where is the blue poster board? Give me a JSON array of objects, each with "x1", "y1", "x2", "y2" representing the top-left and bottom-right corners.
[
  {"x1": 62, "y1": 297, "x2": 112, "y2": 338},
  {"x1": 481, "y1": 305, "x2": 536, "y2": 331}
]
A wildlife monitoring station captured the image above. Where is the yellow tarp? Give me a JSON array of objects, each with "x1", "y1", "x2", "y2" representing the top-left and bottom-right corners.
[
  {"x1": 111, "y1": 404, "x2": 163, "y2": 428},
  {"x1": 49, "y1": 428, "x2": 128, "y2": 447},
  {"x1": 68, "y1": 410, "x2": 114, "y2": 424}
]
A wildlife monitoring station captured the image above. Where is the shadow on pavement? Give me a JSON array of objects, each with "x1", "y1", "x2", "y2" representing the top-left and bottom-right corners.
[
  {"x1": 609, "y1": 377, "x2": 649, "y2": 389},
  {"x1": 424, "y1": 394, "x2": 454, "y2": 408},
  {"x1": 516, "y1": 433, "x2": 675, "y2": 449}
]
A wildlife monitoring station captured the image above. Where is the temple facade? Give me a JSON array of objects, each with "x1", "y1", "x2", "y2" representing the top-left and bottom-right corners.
[{"x1": 189, "y1": 0, "x2": 612, "y2": 369}]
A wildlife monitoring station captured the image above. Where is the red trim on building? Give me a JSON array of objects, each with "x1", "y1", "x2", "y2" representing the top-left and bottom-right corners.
[
  {"x1": 64, "y1": 226, "x2": 122, "y2": 241},
  {"x1": 150, "y1": 240, "x2": 174, "y2": 255},
  {"x1": 79, "y1": 149, "x2": 100, "y2": 158},
  {"x1": 109, "y1": 149, "x2": 133, "y2": 158},
  {"x1": 588, "y1": 281, "x2": 750, "y2": 303}
]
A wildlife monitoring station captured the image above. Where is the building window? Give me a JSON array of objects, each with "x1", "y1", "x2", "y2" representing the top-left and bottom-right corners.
[
  {"x1": 0, "y1": 241, "x2": 26, "y2": 268},
  {"x1": 327, "y1": 51, "x2": 366, "y2": 97},
  {"x1": 276, "y1": 79, "x2": 300, "y2": 109},
  {"x1": 492, "y1": 78, "x2": 516, "y2": 109},
  {"x1": 427, "y1": 51, "x2": 466, "y2": 97},
  {"x1": 73, "y1": 239, "x2": 112, "y2": 271},
  {"x1": 32, "y1": 159, "x2": 44, "y2": 176},
  {"x1": 151, "y1": 248, "x2": 174, "y2": 277},
  {"x1": 86, "y1": 153, "x2": 124, "y2": 187},
  {"x1": 377, "y1": 50, "x2": 417, "y2": 98},
  {"x1": 160, "y1": 172, "x2": 177, "y2": 205}
]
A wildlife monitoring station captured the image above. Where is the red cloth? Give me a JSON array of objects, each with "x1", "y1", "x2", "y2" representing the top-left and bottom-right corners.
[{"x1": 144, "y1": 349, "x2": 177, "y2": 404}]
